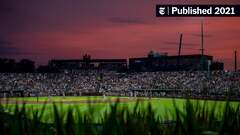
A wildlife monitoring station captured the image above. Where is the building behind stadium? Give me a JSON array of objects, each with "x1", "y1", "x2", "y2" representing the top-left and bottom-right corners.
[{"x1": 48, "y1": 52, "x2": 224, "y2": 72}]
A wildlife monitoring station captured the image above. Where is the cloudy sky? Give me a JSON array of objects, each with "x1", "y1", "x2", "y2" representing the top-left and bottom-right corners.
[{"x1": 0, "y1": 0, "x2": 240, "y2": 69}]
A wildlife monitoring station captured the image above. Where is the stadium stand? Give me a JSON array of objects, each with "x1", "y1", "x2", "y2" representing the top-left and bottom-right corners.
[{"x1": 0, "y1": 70, "x2": 239, "y2": 99}]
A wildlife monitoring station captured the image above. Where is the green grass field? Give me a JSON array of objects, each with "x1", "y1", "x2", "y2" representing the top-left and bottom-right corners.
[
  {"x1": 1, "y1": 96, "x2": 239, "y2": 123},
  {"x1": 2, "y1": 96, "x2": 240, "y2": 134}
]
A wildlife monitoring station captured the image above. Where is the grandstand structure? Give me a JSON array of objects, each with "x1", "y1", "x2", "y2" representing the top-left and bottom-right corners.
[
  {"x1": 129, "y1": 53, "x2": 223, "y2": 72},
  {"x1": 1, "y1": 70, "x2": 239, "y2": 99},
  {"x1": 47, "y1": 53, "x2": 223, "y2": 72},
  {"x1": 49, "y1": 54, "x2": 127, "y2": 72}
]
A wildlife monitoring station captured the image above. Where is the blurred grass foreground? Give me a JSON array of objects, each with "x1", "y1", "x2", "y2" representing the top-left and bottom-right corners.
[{"x1": 1, "y1": 98, "x2": 240, "y2": 135}]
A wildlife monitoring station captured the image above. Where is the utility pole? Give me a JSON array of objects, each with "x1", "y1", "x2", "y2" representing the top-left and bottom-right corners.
[
  {"x1": 200, "y1": 21, "x2": 205, "y2": 71},
  {"x1": 178, "y1": 33, "x2": 183, "y2": 57},
  {"x1": 200, "y1": 20, "x2": 206, "y2": 97},
  {"x1": 234, "y1": 50, "x2": 237, "y2": 72},
  {"x1": 178, "y1": 33, "x2": 183, "y2": 70}
]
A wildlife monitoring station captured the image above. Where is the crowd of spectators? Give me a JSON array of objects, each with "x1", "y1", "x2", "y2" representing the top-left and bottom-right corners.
[{"x1": 0, "y1": 70, "x2": 240, "y2": 99}]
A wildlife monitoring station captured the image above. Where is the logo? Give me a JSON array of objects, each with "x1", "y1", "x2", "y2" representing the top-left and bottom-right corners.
[{"x1": 159, "y1": 7, "x2": 165, "y2": 15}]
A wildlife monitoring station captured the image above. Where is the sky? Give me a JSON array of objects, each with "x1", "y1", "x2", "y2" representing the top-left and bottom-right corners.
[{"x1": 0, "y1": 0, "x2": 240, "y2": 70}]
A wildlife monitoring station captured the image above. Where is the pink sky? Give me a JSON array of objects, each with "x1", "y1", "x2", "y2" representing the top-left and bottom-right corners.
[{"x1": 0, "y1": 0, "x2": 240, "y2": 70}]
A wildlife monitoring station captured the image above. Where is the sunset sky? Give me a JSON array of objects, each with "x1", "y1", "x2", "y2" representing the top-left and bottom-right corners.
[{"x1": 0, "y1": 0, "x2": 240, "y2": 70}]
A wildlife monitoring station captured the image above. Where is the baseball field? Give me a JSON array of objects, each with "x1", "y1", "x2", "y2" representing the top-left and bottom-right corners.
[{"x1": 0, "y1": 96, "x2": 238, "y2": 123}]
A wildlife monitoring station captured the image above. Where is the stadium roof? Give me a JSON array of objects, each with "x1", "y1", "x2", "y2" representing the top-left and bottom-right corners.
[
  {"x1": 50, "y1": 59, "x2": 127, "y2": 63},
  {"x1": 129, "y1": 54, "x2": 213, "y2": 60}
]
